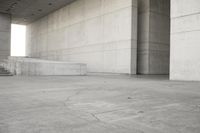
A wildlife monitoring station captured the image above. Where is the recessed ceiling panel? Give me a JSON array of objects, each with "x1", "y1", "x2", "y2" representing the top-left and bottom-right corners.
[{"x1": 0, "y1": 0, "x2": 75, "y2": 24}]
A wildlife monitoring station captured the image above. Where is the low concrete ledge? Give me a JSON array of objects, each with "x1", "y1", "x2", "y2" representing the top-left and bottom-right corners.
[{"x1": 1, "y1": 57, "x2": 87, "y2": 76}]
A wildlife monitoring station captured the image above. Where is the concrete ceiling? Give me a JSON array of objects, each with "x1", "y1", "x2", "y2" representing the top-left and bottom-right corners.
[{"x1": 0, "y1": 0, "x2": 75, "y2": 25}]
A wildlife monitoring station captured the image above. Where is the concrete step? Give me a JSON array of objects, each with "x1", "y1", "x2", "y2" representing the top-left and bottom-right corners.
[
  {"x1": 0, "y1": 73, "x2": 13, "y2": 76},
  {"x1": 0, "y1": 70, "x2": 8, "y2": 73},
  {"x1": 0, "y1": 67, "x2": 13, "y2": 76},
  {"x1": 0, "y1": 71, "x2": 12, "y2": 74},
  {"x1": 0, "y1": 69, "x2": 9, "y2": 73},
  {"x1": 0, "y1": 68, "x2": 8, "y2": 71}
]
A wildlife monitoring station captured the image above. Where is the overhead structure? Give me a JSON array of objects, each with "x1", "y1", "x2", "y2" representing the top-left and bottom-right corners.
[{"x1": 0, "y1": 0, "x2": 75, "y2": 24}]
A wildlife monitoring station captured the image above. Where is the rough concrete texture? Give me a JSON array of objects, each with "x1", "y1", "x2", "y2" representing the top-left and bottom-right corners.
[
  {"x1": 0, "y1": 0, "x2": 75, "y2": 24},
  {"x1": 0, "y1": 13, "x2": 11, "y2": 62},
  {"x1": 26, "y1": 0, "x2": 138, "y2": 74},
  {"x1": 0, "y1": 75, "x2": 200, "y2": 133},
  {"x1": 137, "y1": 0, "x2": 170, "y2": 74},
  {"x1": 170, "y1": 0, "x2": 200, "y2": 81},
  {"x1": 1, "y1": 56, "x2": 86, "y2": 76}
]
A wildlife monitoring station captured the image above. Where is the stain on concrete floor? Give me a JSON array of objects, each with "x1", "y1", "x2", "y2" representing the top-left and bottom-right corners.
[{"x1": 0, "y1": 75, "x2": 200, "y2": 133}]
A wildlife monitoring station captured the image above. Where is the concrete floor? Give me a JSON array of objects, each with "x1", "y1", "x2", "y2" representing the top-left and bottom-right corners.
[{"x1": 0, "y1": 75, "x2": 200, "y2": 133}]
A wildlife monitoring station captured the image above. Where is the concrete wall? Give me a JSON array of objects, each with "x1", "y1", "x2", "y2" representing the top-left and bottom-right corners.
[
  {"x1": 170, "y1": 0, "x2": 200, "y2": 81},
  {"x1": 26, "y1": 0, "x2": 138, "y2": 74},
  {"x1": 137, "y1": 0, "x2": 170, "y2": 74},
  {"x1": 0, "y1": 13, "x2": 11, "y2": 62}
]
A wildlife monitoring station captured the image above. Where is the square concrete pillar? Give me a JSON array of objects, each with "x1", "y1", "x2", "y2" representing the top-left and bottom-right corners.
[
  {"x1": 170, "y1": 0, "x2": 200, "y2": 81},
  {"x1": 137, "y1": 0, "x2": 170, "y2": 74},
  {"x1": 0, "y1": 13, "x2": 11, "y2": 62}
]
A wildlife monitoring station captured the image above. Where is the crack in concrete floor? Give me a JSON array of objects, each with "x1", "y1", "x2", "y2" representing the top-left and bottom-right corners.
[{"x1": 0, "y1": 75, "x2": 200, "y2": 133}]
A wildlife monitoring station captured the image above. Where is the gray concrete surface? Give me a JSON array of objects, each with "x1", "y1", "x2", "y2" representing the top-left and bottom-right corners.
[
  {"x1": 0, "y1": 75, "x2": 200, "y2": 133},
  {"x1": 26, "y1": 0, "x2": 138, "y2": 74},
  {"x1": 0, "y1": 66, "x2": 12, "y2": 76},
  {"x1": 137, "y1": 0, "x2": 170, "y2": 74},
  {"x1": 170, "y1": 0, "x2": 200, "y2": 81},
  {"x1": 0, "y1": 0, "x2": 75, "y2": 24},
  {"x1": 0, "y1": 13, "x2": 11, "y2": 62},
  {"x1": 1, "y1": 56, "x2": 87, "y2": 76}
]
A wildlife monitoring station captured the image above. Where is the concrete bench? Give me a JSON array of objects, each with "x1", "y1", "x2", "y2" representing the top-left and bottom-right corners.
[{"x1": 0, "y1": 57, "x2": 87, "y2": 76}]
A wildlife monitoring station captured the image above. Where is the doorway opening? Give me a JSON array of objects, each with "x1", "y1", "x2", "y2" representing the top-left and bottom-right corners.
[{"x1": 11, "y1": 24, "x2": 26, "y2": 56}]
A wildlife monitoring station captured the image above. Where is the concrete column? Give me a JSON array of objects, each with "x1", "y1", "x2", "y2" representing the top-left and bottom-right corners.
[
  {"x1": 0, "y1": 13, "x2": 11, "y2": 62},
  {"x1": 170, "y1": 0, "x2": 200, "y2": 81},
  {"x1": 137, "y1": 0, "x2": 170, "y2": 74}
]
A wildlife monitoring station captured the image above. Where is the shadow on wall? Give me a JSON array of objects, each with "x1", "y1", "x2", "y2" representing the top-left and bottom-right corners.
[{"x1": 137, "y1": 0, "x2": 170, "y2": 75}]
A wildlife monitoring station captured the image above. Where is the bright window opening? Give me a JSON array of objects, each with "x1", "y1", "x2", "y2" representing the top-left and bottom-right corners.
[{"x1": 11, "y1": 24, "x2": 26, "y2": 56}]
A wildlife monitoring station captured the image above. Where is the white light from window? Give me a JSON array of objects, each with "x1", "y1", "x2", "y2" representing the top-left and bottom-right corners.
[{"x1": 11, "y1": 24, "x2": 26, "y2": 56}]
